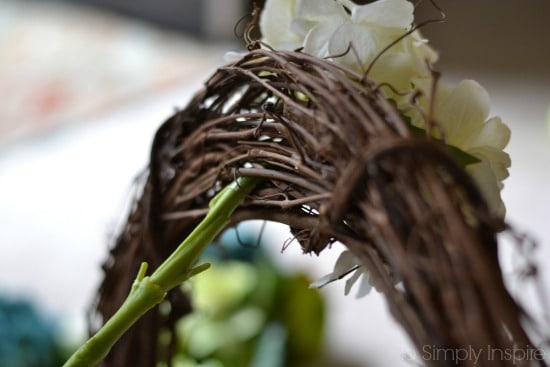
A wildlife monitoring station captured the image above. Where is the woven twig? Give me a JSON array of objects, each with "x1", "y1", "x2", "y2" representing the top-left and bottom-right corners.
[{"x1": 92, "y1": 48, "x2": 547, "y2": 366}]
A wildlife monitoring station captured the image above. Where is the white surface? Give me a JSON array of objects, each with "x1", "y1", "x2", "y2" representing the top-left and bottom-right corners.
[
  {"x1": 0, "y1": 75, "x2": 210, "y2": 339},
  {"x1": 0, "y1": 71, "x2": 549, "y2": 366}
]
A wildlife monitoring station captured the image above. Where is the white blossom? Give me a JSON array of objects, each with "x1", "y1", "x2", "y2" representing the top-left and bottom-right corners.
[
  {"x1": 421, "y1": 80, "x2": 511, "y2": 217},
  {"x1": 260, "y1": 0, "x2": 436, "y2": 82}
]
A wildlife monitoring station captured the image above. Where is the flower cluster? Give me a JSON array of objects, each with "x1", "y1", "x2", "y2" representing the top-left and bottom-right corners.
[
  {"x1": 260, "y1": 0, "x2": 436, "y2": 88},
  {"x1": 259, "y1": 0, "x2": 511, "y2": 296}
]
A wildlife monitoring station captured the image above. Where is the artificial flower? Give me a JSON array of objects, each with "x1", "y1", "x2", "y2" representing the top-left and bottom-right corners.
[
  {"x1": 310, "y1": 250, "x2": 372, "y2": 298},
  {"x1": 260, "y1": 0, "x2": 437, "y2": 97},
  {"x1": 367, "y1": 30, "x2": 438, "y2": 92},
  {"x1": 260, "y1": 0, "x2": 438, "y2": 125},
  {"x1": 408, "y1": 79, "x2": 511, "y2": 217},
  {"x1": 435, "y1": 80, "x2": 511, "y2": 217},
  {"x1": 299, "y1": 0, "x2": 413, "y2": 67},
  {"x1": 259, "y1": 0, "x2": 302, "y2": 51}
]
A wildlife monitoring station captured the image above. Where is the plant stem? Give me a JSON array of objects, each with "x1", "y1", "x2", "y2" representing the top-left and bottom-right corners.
[{"x1": 63, "y1": 176, "x2": 261, "y2": 367}]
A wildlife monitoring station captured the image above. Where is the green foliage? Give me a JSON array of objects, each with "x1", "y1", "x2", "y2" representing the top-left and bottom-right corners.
[
  {"x1": 173, "y1": 228, "x2": 326, "y2": 367},
  {"x1": 273, "y1": 274, "x2": 325, "y2": 365}
]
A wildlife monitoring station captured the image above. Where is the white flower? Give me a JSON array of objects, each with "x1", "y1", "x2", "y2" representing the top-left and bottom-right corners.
[
  {"x1": 260, "y1": 0, "x2": 437, "y2": 99},
  {"x1": 299, "y1": 0, "x2": 413, "y2": 66},
  {"x1": 259, "y1": 0, "x2": 302, "y2": 51},
  {"x1": 409, "y1": 79, "x2": 511, "y2": 217},
  {"x1": 367, "y1": 30, "x2": 437, "y2": 91},
  {"x1": 310, "y1": 250, "x2": 372, "y2": 298},
  {"x1": 261, "y1": 0, "x2": 432, "y2": 72}
]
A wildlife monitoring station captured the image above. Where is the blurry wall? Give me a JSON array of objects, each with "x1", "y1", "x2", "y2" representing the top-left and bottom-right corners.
[
  {"x1": 66, "y1": 0, "x2": 246, "y2": 39},
  {"x1": 415, "y1": 1, "x2": 550, "y2": 79}
]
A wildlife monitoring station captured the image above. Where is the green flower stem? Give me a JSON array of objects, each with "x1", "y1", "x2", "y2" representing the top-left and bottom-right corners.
[
  {"x1": 63, "y1": 176, "x2": 261, "y2": 367},
  {"x1": 151, "y1": 176, "x2": 260, "y2": 290}
]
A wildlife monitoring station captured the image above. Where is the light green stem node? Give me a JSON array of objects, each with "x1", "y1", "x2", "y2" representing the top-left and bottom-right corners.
[
  {"x1": 63, "y1": 176, "x2": 260, "y2": 367},
  {"x1": 130, "y1": 262, "x2": 149, "y2": 294}
]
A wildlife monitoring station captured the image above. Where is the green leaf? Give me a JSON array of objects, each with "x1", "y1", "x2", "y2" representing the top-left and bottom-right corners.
[{"x1": 405, "y1": 119, "x2": 481, "y2": 167}]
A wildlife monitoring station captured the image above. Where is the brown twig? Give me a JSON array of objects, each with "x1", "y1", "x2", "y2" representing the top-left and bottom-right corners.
[{"x1": 92, "y1": 48, "x2": 548, "y2": 367}]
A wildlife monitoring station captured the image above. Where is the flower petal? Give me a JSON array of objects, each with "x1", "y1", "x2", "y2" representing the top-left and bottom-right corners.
[
  {"x1": 260, "y1": 0, "x2": 302, "y2": 50},
  {"x1": 290, "y1": 18, "x2": 314, "y2": 38},
  {"x1": 352, "y1": 0, "x2": 414, "y2": 29},
  {"x1": 309, "y1": 273, "x2": 337, "y2": 289},
  {"x1": 369, "y1": 51, "x2": 418, "y2": 90},
  {"x1": 328, "y1": 22, "x2": 378, "y2": 68},
  {"x1": 436, "y1": 80, "x2": 491, "y2": 146},
  {"x1": 344, "y1": 268, "x2": 362, "y2": 295},
  {"x1": 466, "y1": 158, "x2": 506, "y2": 217},
  {"x1": 408, "y1": 30, "x2": 439, "y2": 65},
  {"x1": 309, "y1": 250, "x2": 358, "y2": 289},
  {"x1": 468, "y1": 116, "x2": 511, "y2": 150},
  {"x1": 333, "y1": 250, "x2": 360, "y2": 272},
  {"x1": 356, "y1": 271, "x2": 373, "y2": 298},
  {"x1": 469, "y1": 146, "x2": 511, "y2": 182},
  {"x1": 303, "y1": 17, "x2": 345, "y2": 58}
]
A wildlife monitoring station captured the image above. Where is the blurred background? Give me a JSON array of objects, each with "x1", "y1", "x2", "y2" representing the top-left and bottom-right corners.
[{"x1": 0, "y1": 0, "x2": 549, "y2": 366}]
